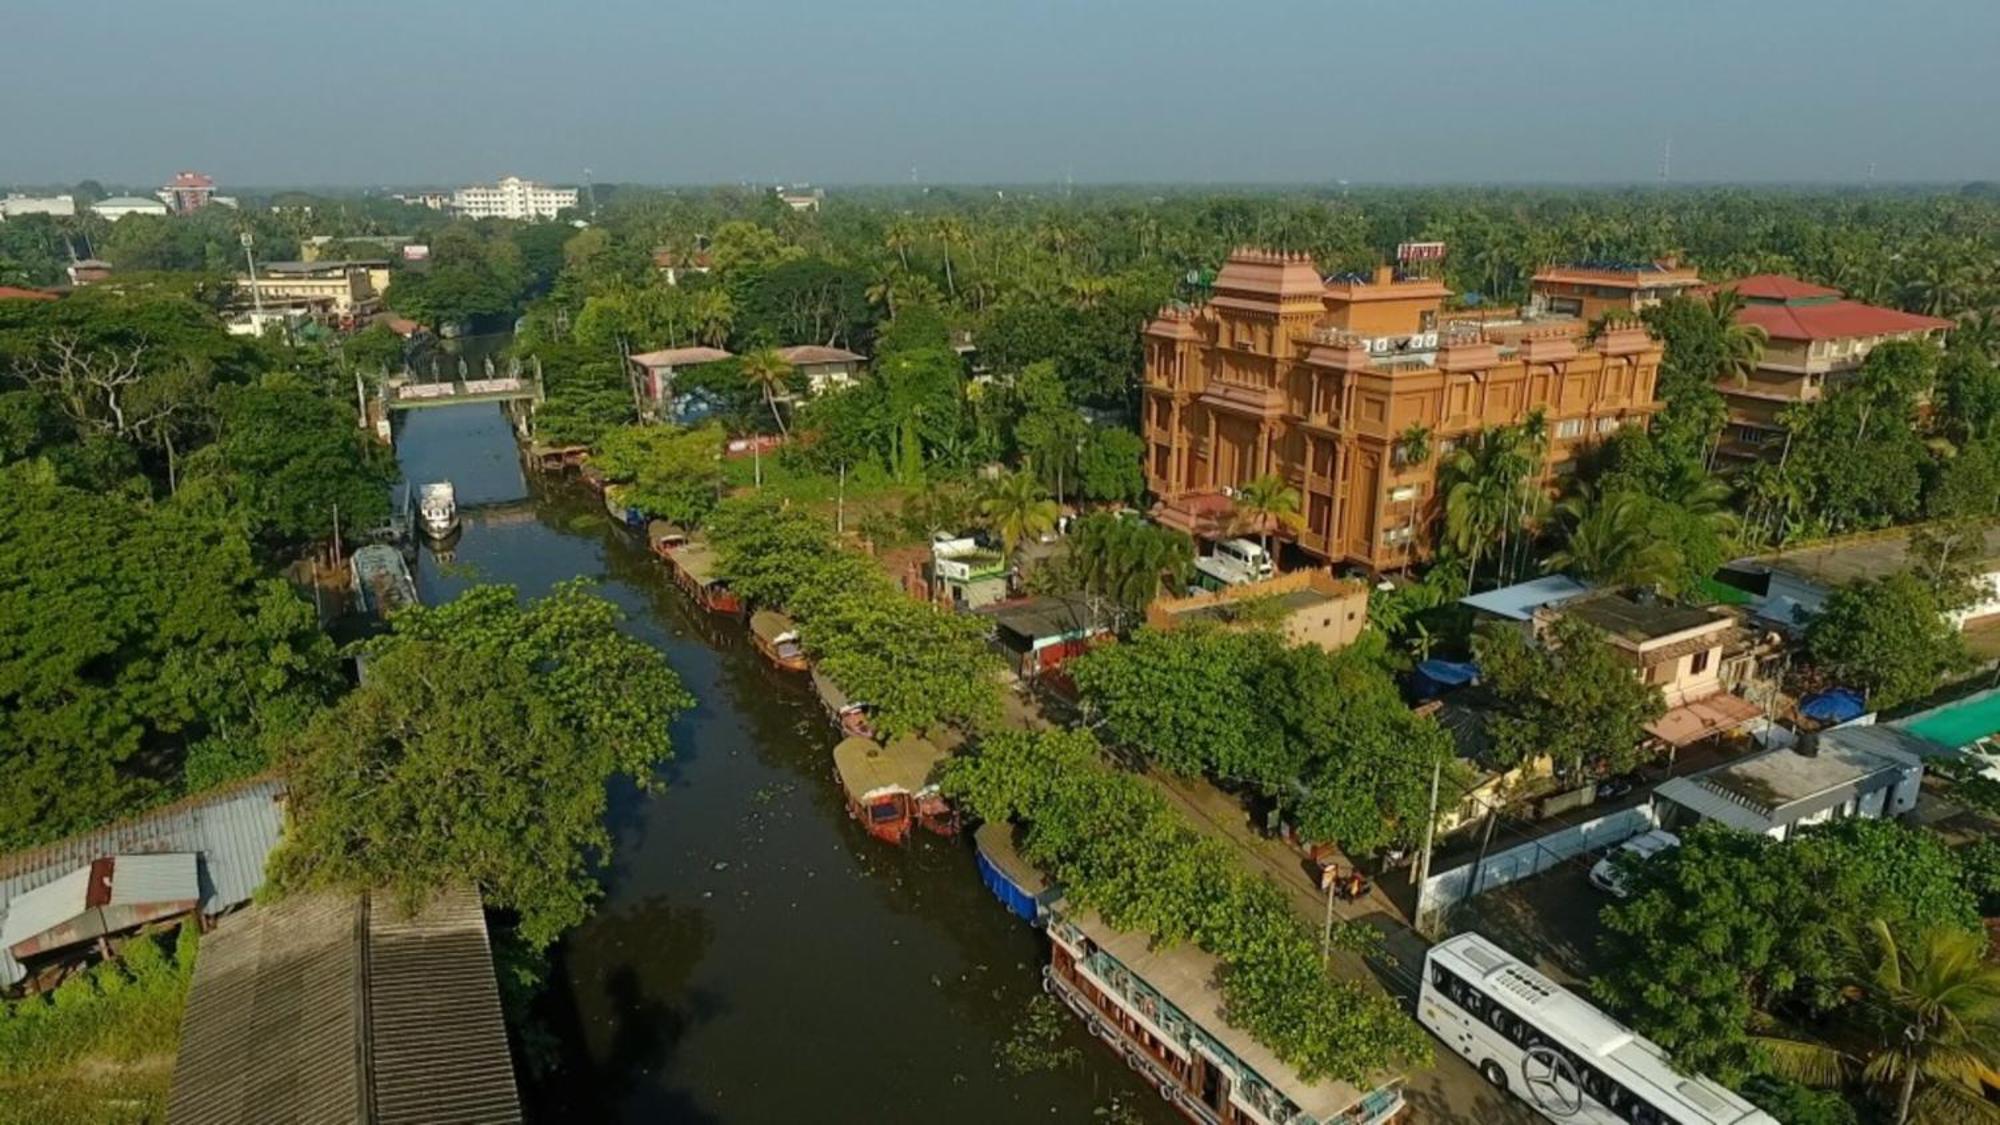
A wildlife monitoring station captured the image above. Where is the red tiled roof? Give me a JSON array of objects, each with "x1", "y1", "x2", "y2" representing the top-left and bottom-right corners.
[
  {"x1": 1725, "y1": 274, "x2": 1842, "y2": 301},
  {"x1": 1736, "y1": 300, "x2": 1952, "y2": 342},
  {"x1": 630, "y1": 346, "x2": 733, "y2": 368},
  {"x1": 776, "y1": 345, "x2": 864, "y2": 365},
  {"x1": 0, "y1": 286, "x2": 57, "y2": 302}
]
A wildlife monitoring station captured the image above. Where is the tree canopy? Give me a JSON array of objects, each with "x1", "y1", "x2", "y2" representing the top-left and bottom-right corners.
[
  {"x1": 1474, "y1": 616, "x2": 1665, "y2": 779},
  {"x1": 1805, "y1": 571, "x2": 1968, "y2": 710},
  {"x1": 268, "y1": 582, "x2": 691, "y2": 950}
]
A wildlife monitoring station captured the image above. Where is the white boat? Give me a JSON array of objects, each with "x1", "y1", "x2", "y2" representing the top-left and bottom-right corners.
[{"x1": 418, "y1": 481, "x2": 459, "y2": 538}]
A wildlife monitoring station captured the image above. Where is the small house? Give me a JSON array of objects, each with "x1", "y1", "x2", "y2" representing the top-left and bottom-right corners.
[
  {"x1": 777, "y1": 344, "x2": 866, "y2": 396},
  {"x1": 979, "y1": 595, "x2": 1111, "y2": 681},
  {"x1": 1146, "y1": 569, "x2": 1368, "y2": 651},
  {"x1": 1651, "y1": 725, "x2": 1928, "y2": 841}
]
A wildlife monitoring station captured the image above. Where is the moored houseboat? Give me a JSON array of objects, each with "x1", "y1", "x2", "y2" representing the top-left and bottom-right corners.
[
  {"x1": 350, "y1": 544, "x2": 419, "y2": 621},
  {"x1": 831, "y1": 736, "x2": 951, "y2": 845},
  {"x1": 1045, "y1": 908, "x2": 1407, "y2": 1125},
  {"x1": 749, "y1": 610, "x2": 809, "y2": 672},
  {"x1": 974, "y1": 821, "x2": 1059, "y2": 926},
  {"x1": 647, "y1": 519, "x2": 688, "y2": 562},
  {"x1": 810, "y1": 666, "x2": 875, "y2": 738},
  {"x1": 668, "y1": 539, "x2": 742, "y2": 615},
  {"x1": 603, "y1": 484, "x2": 646, "y2": 530}
]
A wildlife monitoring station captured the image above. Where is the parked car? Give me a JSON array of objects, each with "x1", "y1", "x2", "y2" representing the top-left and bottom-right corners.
[
  {"x1": 1594, "y1": 774, "x2": 1637, "y2": 801},
  {"x1": 1588, "y1": 829, "x2": 1681, "y2": 897}
]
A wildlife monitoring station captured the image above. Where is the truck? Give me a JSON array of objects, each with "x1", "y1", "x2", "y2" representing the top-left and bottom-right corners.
[{"x1": 1191, "y1": 537, "x2": 1275, "y2": 590}]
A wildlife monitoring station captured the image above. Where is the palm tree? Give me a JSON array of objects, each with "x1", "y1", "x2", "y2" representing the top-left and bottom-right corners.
[
  {"x1": 1761, "y1": 921, "x2": 2000, "y2": 1125},
  {"x1": 979, "y1": 471, "x2": 1058, "y2": 559},
  {"x1": 740, "y1": 347, "x2": 794, "y2": 438},
  {"x1": 931, "y1": 216, "x2": 967, "y2": 299},
  {"x1": 1543, "y1": 486, "x2": 1682, "y2": 590},
  {"x1": 687, "y1": 288, "x2": 734, "y2": 348},
  {"x1": 1710, "y1": 288, "x2": 1770, "y2": 386},
  {"x1": 1232, "y1": 473, "x2": 1305, "y2": 562},
  {"x1": 1442, "y1": 446, "x2": 1512, "y2": 590},
  {"x1": 884, "y1": 218, "x2": 917, "y2": 273}
]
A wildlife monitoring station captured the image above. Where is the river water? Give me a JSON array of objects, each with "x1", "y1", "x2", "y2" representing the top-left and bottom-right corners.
[{"x1": 392, "y1": 404, "x2": 1173, "y2": 1124}]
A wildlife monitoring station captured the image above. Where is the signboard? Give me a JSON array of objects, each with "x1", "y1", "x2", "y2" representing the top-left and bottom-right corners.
[
  {"x1": 401, "y1": 244, "x2": 430, "y2": 262},
  {"x1": 1397, "y1": 241, "x2": 1447, "y2": 263}
]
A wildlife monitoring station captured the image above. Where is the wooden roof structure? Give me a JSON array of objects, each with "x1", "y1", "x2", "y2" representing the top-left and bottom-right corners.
[
  {"x1": 168, "y1": 883, "x2": 519, "y2": 1125},
  {"x1": 833, "y1": 736, "x2": 944, "y2": 801}
]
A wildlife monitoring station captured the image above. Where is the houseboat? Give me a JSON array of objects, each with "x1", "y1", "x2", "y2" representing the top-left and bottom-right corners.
[
  {"x1": 647, "y1": 519, "x2": 688, "y2": 562},
  {"x1": 668, "y1": 539, "x2": 742, "y2": 615},
  {"x1": 350, "y1": 544, "x2": 418, "y2": 621},
  {"x1": 417, "y1": 481, "x2": 458, "y2": 538},
  {"x1": 603, "y1": 485, "x2": 646, "y2": 530},
  {"x1": 749, "y1": 610, "x2": 809, "y2": 672},
  {"x1": 832, "y1": 735, "x2": 952, "y2": 846},
  {"x1": 975, "y1": 821, "x2": 1059, "y2": 925},
  {"x1": 811, "y1": 666, "x2": 875, "y2": 738},
  {"x1": 1046, "y1": 908, "x2": 1407, "y2": 1125}
]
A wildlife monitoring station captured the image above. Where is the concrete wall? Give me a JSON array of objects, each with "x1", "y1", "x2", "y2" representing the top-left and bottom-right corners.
[{"x1": 1417, "y1": 803, "x2": 1659, "y2": 933}]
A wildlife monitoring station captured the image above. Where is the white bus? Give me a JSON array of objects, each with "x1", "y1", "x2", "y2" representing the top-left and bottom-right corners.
[{"x1": 1420, "y1": 933, "x2": 1775, "y2": 1125}]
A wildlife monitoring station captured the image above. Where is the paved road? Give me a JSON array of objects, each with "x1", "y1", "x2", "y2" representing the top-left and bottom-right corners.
[{"x1": 1141, "y1": 772, "x2": 1537, "y2": 1125}]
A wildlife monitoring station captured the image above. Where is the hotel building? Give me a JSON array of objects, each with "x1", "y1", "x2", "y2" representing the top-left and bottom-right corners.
[
  {"x1": 1142, "y1": 250, "x2": 1664, "y2": 573},
  {"x1": 450, "y1": 176, "x2": 579, "y2": 221},
  {"x1": 1711, "y1": 274, "x2": 1951, "y2": 460}
]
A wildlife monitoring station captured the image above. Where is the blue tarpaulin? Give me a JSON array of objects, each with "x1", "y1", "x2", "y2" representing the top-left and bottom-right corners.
[
  {"x1": 1800, "y1": 688, "x2": 1867, "y2": 725},
  {"x1": 1416, "y1": 660, "x2": 1480, "y2": 687}
]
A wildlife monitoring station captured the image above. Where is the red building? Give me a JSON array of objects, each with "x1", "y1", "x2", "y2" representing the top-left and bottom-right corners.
[{"x1": 162, "y1": 171, "x2": 216, "y2": 214}]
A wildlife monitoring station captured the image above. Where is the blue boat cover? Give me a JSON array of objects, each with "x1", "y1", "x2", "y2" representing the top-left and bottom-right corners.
[
  {"x1": 1800, "y1": 688, "x2": 1867, "y2": 724},
  {"x1": 1416, "y1": 660, "x2": 1480, "y2": 687},
  {"x1": 976, "y1": 846, "x2": 1042, "y2": 924}
]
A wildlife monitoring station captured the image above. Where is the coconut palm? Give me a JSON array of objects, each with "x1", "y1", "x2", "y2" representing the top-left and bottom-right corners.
[
  {"x1": 1760, "y1": 921, "x2": 2000, "y2": 1125},
  {"x1": 1543, "y1": 486, "x2": 1682, "y2": 590},
  {"x1": 687, "y1": 287, "x2": 734, "y2": 348},
  {"x1": 979, "y1": 470, "x2": 1058, "y2": 559},
  {"x1": 1232, "y1": 473, "x2": 1305, "y2": 561},
  {"x1": 931, "y1": 216, "x2": 968, "y2": 298},
  {"x1": 1710, "y1": 288, "x2": 1770, "y2": 386},
  {"x1": 884, "y1": 218, "x2": 918, "y2": 273},
  {"x1": 740, "y1": 347, "x2": 794, "y2": 438}
]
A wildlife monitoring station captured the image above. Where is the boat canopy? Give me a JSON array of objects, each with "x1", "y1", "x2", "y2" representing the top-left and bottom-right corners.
[
  {"x1": 834, "y1": 736, "x2": 945, "y2": 802},
  {"x1": 648, "y1": 520, "x2": 686, "y2": 548},
  {"x1": 750, "y1": 610, "x2": 799, "y2": 644},
  {"x1": 675, "y1": 541, "x2": 723, "y2": 584}
]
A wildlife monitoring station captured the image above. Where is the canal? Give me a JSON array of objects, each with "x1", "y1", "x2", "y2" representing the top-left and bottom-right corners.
[{"x1": 392, "y1": 404, "x2": 1175, "y2": 1124}]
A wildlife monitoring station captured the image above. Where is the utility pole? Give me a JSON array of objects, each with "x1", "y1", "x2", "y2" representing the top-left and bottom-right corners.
[
  {"x1": 1413, "y1": 759, "x2": 1443, "y2": 937},
  {"x1": 836, "y1": 462, "x2": 847, "y2": 535},
  {"x1": 240, "y1": 231, "x2": 264, "y2": 314},
  {"x1": 1321, "y1": 871, "x2": 1338, "y2": 965}
]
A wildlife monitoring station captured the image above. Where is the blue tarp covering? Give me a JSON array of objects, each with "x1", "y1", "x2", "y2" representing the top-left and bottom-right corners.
[
  {"x1": 976, "y1": 846, "x2": 1043, "y2": 924},
  {"x1": 1416, "y1": 660, "x2": 1480, "y2": 687},
  {"x1": 1800, "y1": 688, "x2": 1867, "y2": 724}
]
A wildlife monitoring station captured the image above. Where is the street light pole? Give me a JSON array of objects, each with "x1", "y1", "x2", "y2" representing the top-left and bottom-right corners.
[{"x1": 240, "y1": 231, "x2": 264, "y2": 315}]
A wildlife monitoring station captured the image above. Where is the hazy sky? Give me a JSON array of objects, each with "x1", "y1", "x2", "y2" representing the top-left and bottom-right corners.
[{"x1": 6, "y1": 0, "x2": 1997, "y2": 187}]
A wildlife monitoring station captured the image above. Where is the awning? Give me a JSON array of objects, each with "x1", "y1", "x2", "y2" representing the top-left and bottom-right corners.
[
  {"x1": 1647, "y1": 693, "x2": 1763, "y2": 747},
  {"x1": 1800, "y1": 688, "x2": 1867, "y2": 725}
]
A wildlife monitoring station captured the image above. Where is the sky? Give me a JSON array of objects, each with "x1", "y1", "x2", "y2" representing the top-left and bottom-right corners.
[{"x1": 5, "y1": 0, "x2": 1998, "y2": 188}]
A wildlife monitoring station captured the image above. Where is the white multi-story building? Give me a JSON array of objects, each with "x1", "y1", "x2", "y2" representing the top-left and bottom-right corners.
[
  {"x1": 0, "y1": 194, "x2": 76, "y2": 220},
  {"x1": 450, "y1": 176, "x2": 578, "y2": 221}
]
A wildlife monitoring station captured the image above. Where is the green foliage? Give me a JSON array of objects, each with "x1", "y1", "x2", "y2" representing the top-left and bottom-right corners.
[
  {"x1": 269, "y1": 582, "x2": 691, "y2": 950},
  {"x1": 1740, "y1": 1076, "x2": 1859, "y2": 1125},
  {"x1": 795, "y1": 345, "x2": 967, "y2": 479},
  {"x1": 192, "y1": 371, "x2": 395, "y2": 548},
  {"x1": 0, "y1": 470, "x2": 338, "y2": 848},
  {"x1": 996, "y1": 995, "x2": 1081, "y2": 1076},
  {"x1": 978, "y1": 469, "x2": 1058, "y2": 556},
  {"x1": 533, "y1": 346, "x2": 636, "y2": 447},
  {"x1": 705, "y1": 496, "x2": 1004, "y2": 737},
  {"x1": 0, "y1": 925, "x2": 199, "y2": 1124},
  {"x1": 341, "y1": 323, "x2": 406, "y2": 374},
  {"x1": 1053, "y1": 511, "x2": 1192, "y2": 615},
  {"x1": 1804, "y1": 571, "x2": 1967, "y2": 710},
  {"x1": 1076, "y1": 426, "x2": 1145, "y2": 503},
  {"x1": 943, "y1": 727, "x2": 1431, "y2": 1084},
  {"x1": 592, "y1": 422, "x2": 725, "y2": 528},
  {"x1": 1474, "y1": 616, "x2": 1665, "y2": 778},
  {"x1": 1594, "y1": 819, "x2": 1981, "y2": 1084},
  {"x1": 1073, "y1": 626, "x2": 1459, "y2": 854}
]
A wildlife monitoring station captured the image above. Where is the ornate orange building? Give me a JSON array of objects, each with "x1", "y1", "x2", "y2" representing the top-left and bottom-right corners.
[{"x1": 1142, "y1": 250, "x2": 1665, "y2": 572}]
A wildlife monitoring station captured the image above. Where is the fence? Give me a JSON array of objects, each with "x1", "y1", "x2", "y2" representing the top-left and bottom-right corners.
[{"x1": 1416, "y1": 802, "x2": 1659, "y2": 934}]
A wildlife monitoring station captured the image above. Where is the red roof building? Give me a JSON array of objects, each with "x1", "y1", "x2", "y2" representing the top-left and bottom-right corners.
[{"x1": 1716, "y1": 274, "x2": 1951, "y2": 461}]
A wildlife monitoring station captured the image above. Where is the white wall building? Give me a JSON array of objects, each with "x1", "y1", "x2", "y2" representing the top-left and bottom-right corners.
[
  {"x1": 1652, "y1": 725, "x2": 1928, "y2": 841},
  {"x1": 92, "y1": 196, "x2": 170, "y2": 221},
  {"x1": 0, "y1": 194, "x2": 76, "y2": 220},
  {"x1": 450, "y1": 176, "x2": 578, "y2": 221}
]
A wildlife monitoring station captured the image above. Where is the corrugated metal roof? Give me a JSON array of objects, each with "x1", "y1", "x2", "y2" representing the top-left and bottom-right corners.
[
  {"x1": 0, "y1": 776, "x2": 286, "y2": 985},
  {"x1": 111, "y1": 854, "x2": 200, "y2": 906},
  {"x1": 169, "y1": 884, "x2": 521, "y2": 1125},
  {"x1": 0, "y1": 867, "x2": 93, "y2": 949}
]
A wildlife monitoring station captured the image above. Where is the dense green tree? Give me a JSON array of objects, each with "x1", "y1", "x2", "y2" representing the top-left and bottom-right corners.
[
  {"x1": 1073, "y1": 625, "x2": 1286, "y2": 779},
  {"x1": 737, "y1": 257, "x2": 873, "y2": 349},
  {"x1": 1543, "y1": 486, "x2": 1684, "y2": 590},
  {"x1": 806, "y1": 589, "x2": 1001, "y2": 737},
  {"x1": 979, "y1": 469, "x2": 1058, "y2": 557},
  {"x1": 0, "y1": 470, "x2": 338, "y2": 847},
  {"x1": 591, "y1": 422, "x2": 725, "y2": 527},
  {"x1": 1075, "y1": 426, "x2": 1146, "y2": 503},
  {"x1": 1474, "y1": 616, "x2": 1665, "y2": 779},
  {"x1": 187, "y1": 372, "x2": 395, "y2": 548},
  {"x1": 269, "y1": 582, "x2": 691, "y2": 950},
  {"x1": 1060, "y1": 512, "x2": 1192, "y2": 614},
  {"x1": 1594, "y1": 819, "x2": 1981, "y2": 1084},
  {"x1": 1805, "y1": 571, "x2": 1967, "y2": 709}
]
